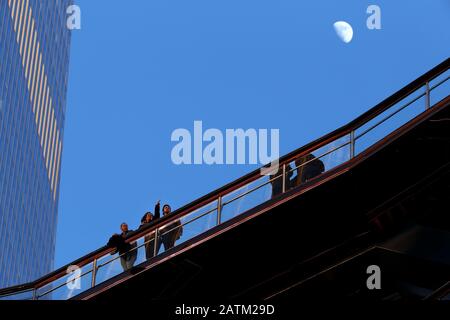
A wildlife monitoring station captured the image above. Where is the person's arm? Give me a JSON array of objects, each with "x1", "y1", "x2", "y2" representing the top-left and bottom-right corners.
[
  {"x1": 154, "y1": 200, "x2": 161, "y2": 219},
  {"x1": 125, "y1": 230, "x2": 138, "y2": 247},
  {"x1": 107, "y1": 234, "x2": 119, "y2": 255}
]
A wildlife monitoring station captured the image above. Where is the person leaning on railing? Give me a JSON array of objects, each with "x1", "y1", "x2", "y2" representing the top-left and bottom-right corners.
[
  {"x1": 138, "y1": 200, "x2": 162, "y2": 260},
  {"x1": 107, "y1": 222, "x2": 138, "y2": 271}
]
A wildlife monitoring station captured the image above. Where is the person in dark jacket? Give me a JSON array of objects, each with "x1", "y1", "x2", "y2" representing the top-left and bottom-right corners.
[
  {"x1": 270, "y1": 164, "x2": 293, "y2": 198},
  {"x1": 292, "y1": 153, "x2": 325, "y2": 187},
  {"x1": 138, "y1": 201, "x2": 161, "y2": 260},
  {"x1": 107, "y1": 223, "x2": 137, "y2": 271},
  {"x1": 157, "y1": 204, "x2": 183, "y2": 252}
]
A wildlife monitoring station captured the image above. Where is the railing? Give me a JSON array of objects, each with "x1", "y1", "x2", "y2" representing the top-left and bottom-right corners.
[
  {"x1": 0, "y1": 59, "x2": 449, "y2": 300},
  {"x1": 424, "y1": 280, "x2": 450, "y2": 301}
]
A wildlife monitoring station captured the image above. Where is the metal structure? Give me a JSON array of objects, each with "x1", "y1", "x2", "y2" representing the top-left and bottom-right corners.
[{"x1": 0, "y1": 59, "x2": 448, "y2": 300}]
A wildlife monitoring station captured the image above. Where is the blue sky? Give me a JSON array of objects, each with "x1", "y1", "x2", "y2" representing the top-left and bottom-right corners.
[{"x1": 55, "y1": 0, "x2": 450, "y2": 268}]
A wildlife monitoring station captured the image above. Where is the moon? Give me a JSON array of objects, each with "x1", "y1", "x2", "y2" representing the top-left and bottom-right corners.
[{"x1": 333, "y1": 21, "x2": 354, "y2": 43}]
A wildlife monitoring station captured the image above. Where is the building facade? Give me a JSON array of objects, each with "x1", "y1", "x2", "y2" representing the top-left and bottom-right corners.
[{"x1": 0, "y1": 0, "x2": 72, "y2": 288}]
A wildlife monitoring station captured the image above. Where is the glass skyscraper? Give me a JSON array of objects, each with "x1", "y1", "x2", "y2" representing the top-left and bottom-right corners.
[{"x1": 0, "y1": 0, "x2": 72, "y2": 288}]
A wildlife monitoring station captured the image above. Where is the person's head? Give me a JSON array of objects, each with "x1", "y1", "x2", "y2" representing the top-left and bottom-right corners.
[
  {"x1": 144, "y1": 212, "x2": 153, "y2": 223},
  {"x1": 163, "y1": 204, "x2": 171, "y2": 215},
  {"x1": 120, "y1": 223, "x2": 128, "y2": 233}
]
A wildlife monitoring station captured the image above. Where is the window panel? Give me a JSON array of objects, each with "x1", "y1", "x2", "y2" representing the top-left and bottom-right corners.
[
  {"x1": 30, "y1": 39, "x2": 39, "y2": 107},
  {"x1": 24, "y1": 16, "x2": 34, "y2": 81},
  {"x1": 19, "y1": 1, "x2": 30, "y2": 63},
  {"x1": 16, "y1": 0, "x2": 25, "y2": 45},
  {"x1": 27, "y1": 24, "x2": 36, "y2": 90}
]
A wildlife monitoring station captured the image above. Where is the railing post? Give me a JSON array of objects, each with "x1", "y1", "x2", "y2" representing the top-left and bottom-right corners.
[
  {"x1": 425, "y1": 81, "x2": 431, "y2": 110},
  {"x1": 32, "y1": 288, "x2": 37, "y2": 301},
  {"x1": 350, "y1": 130, "x2": 355, "y2": 159},
  {"x1": 282, "y1": 163, "x2": 287, "y2": 193},
  {"x1": 153, "y1": 228, "x2": 159, "y2": 257},
  {"x1": 91, "y1": 259, "x2": 98, "y2": 288},
  {"x1": 217, "y1": 196, "x2": 222, "y2": 226}
]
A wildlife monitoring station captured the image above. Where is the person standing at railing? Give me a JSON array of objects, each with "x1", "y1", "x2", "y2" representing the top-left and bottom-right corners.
[
  {"x1": 106, "y1": 223, "x2": 138, "y2": 271},
  {"x1": 270, "y1": 164, "x2": 293, "y2": 198},
  {"x1": 156, "y1": 204, "x2": 183, "y2": 252},
  {"x1": 292, "y1": 153, "x2": 325, "y2": 188},
  {"x1": 138, "y1": 200, "x2": 162, "y2": 260}
]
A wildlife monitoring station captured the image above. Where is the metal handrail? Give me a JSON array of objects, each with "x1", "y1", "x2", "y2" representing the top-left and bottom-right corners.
[
  {"x1": 222, "y1": 173, "x2": 282, "y2": 207},
  {"x1": 222, "y1": 178, "x2": 273, "y2": 207},
  {"x1": 86, "y1": 66, "x2": 450, "y2": 298},
  {"x1": 424, "y1": 280, "x2": 450, "y2": 300},
  {"x1": 38, "y1": 269, "x2": 93, "y2": 299},
  {"x1": 0, "y1": 59, "x2": 448, "y2": 300},
  {"x1": 286, "y1": 141, "x2": 351, "y2": 174},
  {"x1": 96, "y1": 206, "x2": 218, "y2": 270},
  {"x1": 97, "y1": 239, "x2": 142, "y2": 268},
  {"x1": 355, "y1": 92, "x2": 426, "y2": 140},
  {"x1": 0, "y1": 288, "x2": 34, "y2": 300},
  {"x1": 430, "y1": 76, "x2": 450, "y2": 91},
  {"x1": 160, "y1": 207, "x2": 217, "y2": 236}
]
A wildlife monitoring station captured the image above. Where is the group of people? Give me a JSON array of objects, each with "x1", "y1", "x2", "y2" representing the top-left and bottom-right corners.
[
  {"x1": 106, "y1": 201, "x2": 183, "y2": 271},
  {"x1": 105, "y1": 154, "x2": 323, "y2": 272},
  {"x1": 270, "y1": 153, "x2": 325, "y2": 198}
]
